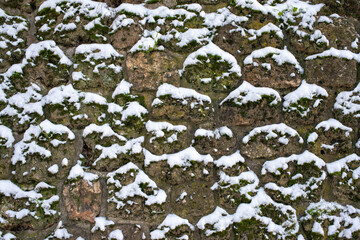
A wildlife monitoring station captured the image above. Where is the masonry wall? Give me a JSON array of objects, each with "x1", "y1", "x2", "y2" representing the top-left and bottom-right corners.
[{"x1": 0, "y1": 0, "x2": 360, "y2": 239}]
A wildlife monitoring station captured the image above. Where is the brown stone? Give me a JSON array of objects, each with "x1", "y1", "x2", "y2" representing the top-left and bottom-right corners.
[
  {"x1": 242, "y1": 60, "x2": 302, "y2": 91},
  {"x1": 193, "y1": 134, "x2": 237, "y2": 159},
  {"x1": 213, "y1": 22, "x2": 283, "y2": 63},
  {"x1": 63, "y1": 179, "x2": 102, "y2": 223},
  {"x1": 110, "y1": 23, "x2": 142, "y2": 50},
  {"x1": 151, "y1": 99, "x2": 214, "y2": 123},
  {"x1": 305, "y1": 58, "x2": 358, "y2": 90},
  {"x1": 219, "y1": 101, "x2": 281, "y2": 126},
  {"x1": 125, "y1": 51, "x2": 181, "y2": 91},
  {"x1": 308, "y1": 127, "x2": 354, "y2": 162}
]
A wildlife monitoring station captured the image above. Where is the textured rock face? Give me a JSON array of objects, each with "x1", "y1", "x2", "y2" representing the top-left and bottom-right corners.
[
  {"x1": 0, "y1": 0, "x2": 360, "y2": 239},
  {"x1": 126, "y1": 51, "x2": 181, "y2": 91},
  {"x1": 63, "y1": 180, "x2": 102, "y2": 223}
]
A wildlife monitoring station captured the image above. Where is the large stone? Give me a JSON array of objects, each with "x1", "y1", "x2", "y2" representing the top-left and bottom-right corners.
[
  {"x1": 219, "y1": 101, "x2": 281, "y2": 126},
  {"x1": 242, "y1": 60, "x2": 302, "y2": 91},
  {"x1": 110, "y1": 22, "x2": 142, "y2": 50},
  {"x1": 305, "y1": 58, "x2": 358, "y2": 90},
  {"x1": 125, "y1": 51, "x2": 181, "y2": 91},
  {"x1": 63, "y1": 179, "x2": 102, "y2": 223}
]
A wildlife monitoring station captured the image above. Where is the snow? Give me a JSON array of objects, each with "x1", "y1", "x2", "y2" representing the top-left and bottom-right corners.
[
  {"x1": 351, "y1": 38, "x2": 359, "y2": 49},
  {"x1": 301, "y1": 199, "x2": 360, "y2": 239},
  {"x1": 109, "y1": 229, "x2": 124, "y2": 240},
  {"x1": 174, "y1": 28, "x2": 211, "y2": 48},
  {"x1": 76, "y1": 43, "x2": 122, "y2": 61},
  {"x1": 201, "y1": 7, "x2": 248, "y2": 29},
  {"x1": 262, "y1": 151, "x2": 325, "y2": 175},
  {"x1": 326, "y1": 154, "x2": 360, "y2": 178},
  {"x1": 91, "y1": 217, "x2": 114, "y2": 232},
  {"x1": 212, "y1": 169, "x2": 259, "y2": 201},
  {"x1": 214, "y1": 151, "x2": 245, "y2": 169},
  {"x1": 83, "y1": 123, "x2": 126, "y2": 141},
  {"x1": 197, "y1": 207, "x2": 232, "y2": 236},
  {"x1": 144, "y1": 147, "x2": 213, "y2": 168},
  {"x1": 107, "y1": 162, "x2": 167, "y2": 207},
  {"x1": 68, "y1": 161, "x2": 99, "y2": 184},
  {"x1": 146, "y1": 120, "x2": 186, "y2": 143},
  {"x1": 25, "y1": 40, "x2": 72, "y2": 66},
  {"x1": 315, "y1": 118, "x2": 353, "y2": 137},
  {"x1": 283, "y1": 80, "x2": 328, "y2": 117},
  {"x1": 195, "y1": 126, "x2": 233, "y2": 139},
  {"x1": 307, "y1": 132, "x2": 318, "y2": 143},
  {"x1": 121, "y1": 101, "x2": 148, "y2": 121},
  {"x1": 0, "y1": 232, "x2": 16, "y2": 240},
  {"x1": 94, "y1": 137, "x2": 144, "y2": 165},
  {"x1": 48, "y1": 164, "x2": 59, "y2": 174},
  {"x1": 0, "y1": 8, "x2": 28, "y2": 58},
  {"x1": 40, "y1": 120, "x2": 75, "y2": 140},
  {"x1": 197, "y1": 196, "x2": 298, "y2": 237},
  {"x1": 220, "y1": 81, "x2": 281, "y2": 106},
  {"x1": 0, "y1": 180, "x2": 41, "y2": 199},
  {"x1": 244, "y1": 47, "x2": 303, "y2": 73},
  {"x1": 318, "y1": 16, "x2": 333, "y2": 24},
  {"x1": 112, "y1": 79, "x2": 133, "y2": 98},
  {"x1": 150, "y1": 214, "x2": 194, "y2": 239},
  {"x1": 178, "y1": 3, "x2": 202, "y2": 12},
  {"x1": 0, "y1": 125, "x2": 15, "y2": 148},
  {"x1": 247, "y1": 23, "x2": 284, "y2": 40},
  {"x1": 243, "y1": 123, "x2": 303, "y2": 144},
  {"x1": 262, "y1": 151, "x2": 326, "y2": 201},
  {"x1": 312, "y1": 221, "x2": 324, "y2": 236},
  {"x1": 306, "y1": 48, "x2": 360, "y2": 62},
  {"x1": 82, "y1": 92, "x2": 108, "y2": 105},
  {"x1": 6, "y1": 209, "x2": 35, "y2": 220},
  {"x1": 334, "y1": 82, "x2": 360, "y2": 118},
  {"x1": 181, "y1": 42, "x2": 241, "y2": 77},
  {"x1": 0, "y1": 84, "x2": 43, "y2": 124},
  {"x1": 155, "y1": 83, "x2": 211, "y2": 104},
  {"x1": 110, "y1": 14, "x2": 135, "y2": 32},
  {"x1": 54, "y1": 22, "x2": 76, "y2": 33}
]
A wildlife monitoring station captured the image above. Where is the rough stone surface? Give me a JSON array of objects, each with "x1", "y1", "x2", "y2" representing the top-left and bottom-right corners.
[
  {"x1": 125, "y1": 51, "x2": 181, "y2": 91},
  {"x1": 63, "y1": 179, "x2": 102, "y2": 223}
]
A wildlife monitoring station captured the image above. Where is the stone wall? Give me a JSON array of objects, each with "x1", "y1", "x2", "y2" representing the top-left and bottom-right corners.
[{"x1": 0, "y1": 0, "x2": 360, "y2": 239}]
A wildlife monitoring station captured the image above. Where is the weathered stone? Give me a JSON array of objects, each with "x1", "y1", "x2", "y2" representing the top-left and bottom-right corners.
[
  {"x1": 125, "y1": 51, "x2": 181, "y2": 91},
  {"x1": 220, "y1": 101, "x2": 281, "y2": 126},
  {"x1": 305, "y1": 58, "x2": 358, "y2": 90},
  {"x1": 170, "y1": 181, "x2": 216, "y2": 223},
  {"x1": 152, "y1": 98, "x2": 214, "y2": 123},
  {"x1": 63, "y1": 179, "x2": 101, "y2": 223},
  {"x1": 192, "y1": 132, "x2": 237, "y2": 159},
  {"x1": 73, "y1": 44, "x2": 123, "y2": 98},
  {"x1": 181, "y1": 54, "x2": 241, "y2": 94},
  {"x1": 92, "y1": 224, "x2": 146, "y2": 240},
  {"x1": 262, "y1": 153, "x2": 326, "y2": 206},
  {"x1": 283, "y1": 97, "x2": 330, "y2": 126},
  {"x1": 301, "y1": 200, "x2": 360, "y2": 240},
  {"x1": 106, "y1": 162, "x2": 166, "y2": 222},
  {"x1": 213, "y1": 22, "x2": 283, "y2": 63},
  {"x1": 0, "y1": 182, "x2": 59, "y2": 232},
  {"x1": 145, "y1": 122, "x2": 189, "y2": 155},
  {"x1": 110, "y1": 22, "x2": 142, "y2": 50},
  {"x1": 308, "y1": 122, "x2": 354, "y2": 162},
  {"x1": 242, "y1": 60, "x2": 302, "y2": 90}
]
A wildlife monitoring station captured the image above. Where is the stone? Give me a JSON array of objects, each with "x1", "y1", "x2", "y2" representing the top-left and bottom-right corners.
[
  {"x1": 63, "y1": 179, "x2": 102, "y2": 223},
  {"x1": 125, "y1": 51, "x2": 181, "y2": 91},
  {"x1": 110, "y1": 23, "x2": 142, "y2": 50},
  {"x1": 219, "y1": 101, "x2": 281, "y2": 126},
  {"x1": 213, "y1": 22, "x2": 283, "y2": 63},
  {"x1": 242, "y1": 60, "x2": 302, "y2": 91},
  {"x1": 305, "y1": 58, "x2": 358, "y2": 91},
  {"x1": 192, "y1": 132, "x2": 237, "y2": 159}
]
